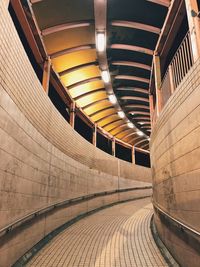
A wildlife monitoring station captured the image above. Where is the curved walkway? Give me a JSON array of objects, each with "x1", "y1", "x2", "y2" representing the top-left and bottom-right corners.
[{"x1": 27, "y1": 198, "x2": 168, "y2": 267}]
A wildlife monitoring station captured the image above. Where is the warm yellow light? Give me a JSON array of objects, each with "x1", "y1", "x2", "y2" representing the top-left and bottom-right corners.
[{"x1": 96, "y1": 32, "x2": 106, "y2": 52}]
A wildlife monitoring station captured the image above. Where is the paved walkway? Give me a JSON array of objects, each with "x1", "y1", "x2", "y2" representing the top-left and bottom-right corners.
[{"x1": 27, "y1": 198, "x2": 168, "y2": 267}]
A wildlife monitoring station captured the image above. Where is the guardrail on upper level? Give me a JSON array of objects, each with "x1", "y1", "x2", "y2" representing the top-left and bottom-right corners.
[
  {"x1": 160, "y1": 31, "x2": 194, "y2": 107},
  {"x1": 0, "y1": 186, "x2": 152, "y2": 238}
]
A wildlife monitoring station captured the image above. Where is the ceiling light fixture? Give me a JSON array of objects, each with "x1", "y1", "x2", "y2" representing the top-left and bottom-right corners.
[
  {"x1": 101, "y1": 70, "x2": 110, "y2": 83},
  {"x1": 127, "y1": 122, "x2": 134, "y2": 128},
  {"x1": 108, "y1": 94, "x2": 117, "y2": 104},
  {"x1": 137, "y1": 131, "x2": 144, "y2": 136},
  {"x1": 96, "y1": 32, "x2": 106, "y2": 52},
  {"x1": 118, "y1": 111, "x2": 125, "y2": 118}
]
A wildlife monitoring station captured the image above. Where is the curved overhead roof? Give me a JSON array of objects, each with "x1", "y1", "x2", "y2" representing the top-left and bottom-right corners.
[{"x1": 31, "y1": 0, "x2": 169, "y2": 149}]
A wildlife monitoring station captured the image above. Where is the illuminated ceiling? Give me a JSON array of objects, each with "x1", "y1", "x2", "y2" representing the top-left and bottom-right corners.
[{"x1": 31, "y1": 0, "x2": 169, "y2": 150}]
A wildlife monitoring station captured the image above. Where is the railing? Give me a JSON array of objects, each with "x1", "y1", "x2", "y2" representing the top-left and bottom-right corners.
[
  {"x1": 0, "y1": 186, "x2": 152, "y2": 237},
  {"x1": 161, "y1": 31, "x2": 194, "y2": 106},
  {"x1": 153, "y1": 202, "x2": 200, "y2": 254}
]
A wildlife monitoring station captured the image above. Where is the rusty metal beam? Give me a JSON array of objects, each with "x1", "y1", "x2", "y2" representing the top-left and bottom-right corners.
[
  {"x1": 111, "y1": 20, "x2": 160, "y2": 34},
  {"x1": 50, "y1": 44, "x2": 95, "y2": 59},
  {"x1": 110, "y1": 44, "x2": 154, "y2": 55},
  {"x1": 42, "y1": 20, "x2": 93, "y2": 36}
]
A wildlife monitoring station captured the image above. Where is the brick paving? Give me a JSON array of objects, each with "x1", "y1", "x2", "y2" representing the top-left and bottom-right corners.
[{"x1": 27, "y1": 198, "x2": 168, "y2": 267}]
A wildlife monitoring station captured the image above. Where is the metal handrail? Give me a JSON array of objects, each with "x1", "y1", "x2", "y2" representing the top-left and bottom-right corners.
[
  {"x1": 0, "y1": 186, "x2": 152, "y2": 237},
  {"x1": 153, "y1": 201, "x2": 200, "y2": 237}
]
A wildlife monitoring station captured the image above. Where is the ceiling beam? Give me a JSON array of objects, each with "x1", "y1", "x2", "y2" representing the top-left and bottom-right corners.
[
  {"x1": 123, "y1": 104, "x2": 149, "y2": 109},
  {"x1": 82, "y1": 98, "x2": 108, "y2": 110},
  {"x1": 59, "y1": 61, "x2": 98, "y2": 77},
  {"x1": 50, "y1": 44, "x2": 95, "y2": 59},
  {"x1": 111, "y1": 20, "x2": 160, "y2": 34},
  {"x1": 128, "y1": 111, "x2": 150, "y2": 115},
  {"x1": 102, "y1": 119, "x2": 122, "y2": 128},
  {"x1": 110, "y1": 44, "x2": 154, "y2": 55},
  {"x1": 116, "y1": 87, "x2": 149, "y2": 94},
  {"x1": 120, "y1": 96, "x2": 149, "y2": 102},
  {"x1": 90, "y1": 106, "x2": 114, "y2": 117},
  {"x1": 68, "y1": 76, "x2": 101, "y2": 90},
  {"x1": 74, "y1": 88, "x2": 105, "y2": 101},
  {"x1": 112, "y1": 61, "x2": 151, "y2": 71},
  {"x1": 107, "y1": 123, "x2": 127, "y2": 133},
  {"x1": 146, "y1": 0, "x2": 170, "y2": 7},
  {"x1": 95, "y1": 112, "x2": 118, "y2": 123},
  {"x1": 134, "y1": 139, "x2": 149, "y2": 147},
  {"x1": 42, "y1": 20, "x2": 93, "y2": 36},
  {"x1": 115, "y1": 75, "x2": 150, "y2": 84}
]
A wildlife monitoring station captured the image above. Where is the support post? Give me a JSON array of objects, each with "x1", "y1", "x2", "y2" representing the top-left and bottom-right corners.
[
  {"x1": 70, "y1": 102, "x2": 76, "y2": 128},
  {"x1": 132, "y1": 146, "x2": 135, "y2": 164},
  {"x1": 42, "y1": 57, "x2": 51, "y2": 94},
  {"x1": 112, "y1": 138, "x2": 116, "y2": 157},
  {"x1": 149, "y1": 94, "x2": 154, "y2": 128},
  {"x1": 93, "y1": 124, "x2": 97, "y2": 146},
  {"x1": 153, "y1": 54, "x2": 162, "y2": 116},
  {"x1": 185, "y1": 0, "x2": 200, "y2": 61},
  {"x1": 168, "y1": 65, "x2": 175, "y2": 94}
]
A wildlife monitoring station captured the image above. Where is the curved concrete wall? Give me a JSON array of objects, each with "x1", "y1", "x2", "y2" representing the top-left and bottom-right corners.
[
  {"x1": 151, "y1": 58, "x2": 200, "y2": 267},
  {"x1": 0, "y1": 2, "x2": 151, "y2": 266}
]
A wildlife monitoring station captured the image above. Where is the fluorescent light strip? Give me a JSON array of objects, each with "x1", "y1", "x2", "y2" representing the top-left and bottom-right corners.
[{"x1": 96, "y1": 32, "x2": 106, "y2": 52}]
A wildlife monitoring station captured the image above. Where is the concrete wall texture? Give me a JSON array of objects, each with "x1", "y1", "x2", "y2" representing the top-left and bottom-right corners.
[
  {"x1": 151, "y1": 56, "x2": 200, "y2": 267},
  {"x1": 0, "y1": 1, "x2": 152, "y2": 266}
]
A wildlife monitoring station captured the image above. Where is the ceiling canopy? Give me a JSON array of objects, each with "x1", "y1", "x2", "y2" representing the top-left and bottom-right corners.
[{"x1": 31, "y1": 0, "x2": 169, "y2": 150}]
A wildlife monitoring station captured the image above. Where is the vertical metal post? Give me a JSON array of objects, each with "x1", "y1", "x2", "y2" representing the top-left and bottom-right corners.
[
  {"x1": 112, "y1": 138, "x2": 116, "y2": 157},
  {"x1": 168, "y1": 65, "x2": 175, "y2": 94},
  {"x1": 153, "y1": 54, "x2": 162, "y2": 116},
  {"x1": 149, "y1": 94, "x2": 154, "y2": 128},
  {"x1": 185, "y1": 0, "x2": 200, "y2": 61},
  {"x1": 93, "y1": 124, "x2": 97, "y2": 146},
  {"x1": 70, "y1": 102, "x2": 76, "y2": 128},
  {"x1": 42, "y1": 57, "x2": 51, "y2": 94},
  {"x1": 132, "y1": 146, "x2": 135, "y2": 164}
]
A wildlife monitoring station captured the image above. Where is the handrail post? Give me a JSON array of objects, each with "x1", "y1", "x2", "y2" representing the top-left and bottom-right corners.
[
  {"x1": 70, "y1": 102, "x2": 76, "y2": 128},
  {"x1": 132, "y1": 146, "x2": 135, "y2": 164},
  {"x1": 112, "y1": 138, "x2": 116, "y2": 157},
  {"x1": 153, "y1": 54, "x2": 162, "y2": 117},
  {"x1": 93, "y1": 124, "x2": 97, "y2": 146},
  {"x1": 42, "y1": 57, "x2": 51, "y2": 94},
  {"x1": 149, "y1": 94, "x2": 154, "y2": 127},
  {"x1": 185, "y1": 0, "x2": 200, "y2": 61},
  {"x1": 168, "y1": 65, "x2": 175, "y2": 94}
]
